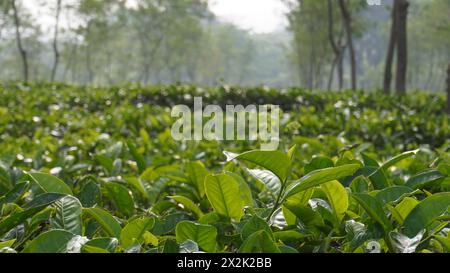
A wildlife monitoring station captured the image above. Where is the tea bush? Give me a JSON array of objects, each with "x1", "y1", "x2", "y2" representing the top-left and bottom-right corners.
[{"x1": 0, "y1": 83, "x2": 449, "y2": 253}]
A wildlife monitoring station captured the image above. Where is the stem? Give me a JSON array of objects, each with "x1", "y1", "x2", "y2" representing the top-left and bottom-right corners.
[
  {"x1": 266, "y1": 178, "x2": 288, "y2": 222},
  {"x1": 384, "y1": 234, "x2": 395, "y2": 253}
]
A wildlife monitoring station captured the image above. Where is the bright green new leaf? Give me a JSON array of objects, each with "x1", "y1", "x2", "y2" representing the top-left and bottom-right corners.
[
  {"x1": 120, "y1": 217, "x2": 155, "y2": 249},
  {"x1": 403, "y1": 193, "x2": 450, "y2": 237},
  {"x1": 204, "y1": 173, "x2": 246, "y2": 221},
  {"x1": 175, "y1": 221, "x2": 217, "y2": 253},
  {"x1": 82, "y1": 237, "x2": 118, "y2": 253},
  {"x1": 170, "y1": 196, "x2": 204, "y2": 218},
  {"x1": 186, "y1": 161, "x2": 209, "y2": 197},
  {"x1": 321, "y1": 180, "x2": 349, "y2": 223}
]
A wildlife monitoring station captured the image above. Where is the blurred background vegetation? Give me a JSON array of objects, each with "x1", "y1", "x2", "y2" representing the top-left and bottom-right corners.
[{"x1": 0, "y1": 0, "x2": 448, "y2": 92}]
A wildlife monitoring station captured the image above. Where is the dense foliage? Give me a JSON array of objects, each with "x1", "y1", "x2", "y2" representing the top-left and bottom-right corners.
[{"x1": 0, "y1": 83, "x2": 449, "y2": 253}]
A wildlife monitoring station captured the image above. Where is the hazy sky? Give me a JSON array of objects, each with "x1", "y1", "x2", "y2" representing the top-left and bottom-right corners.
[
  {"x1": 25, "y1": 0, "x2": 289, "y2": 34},
  {"x1": 210, "y1": 0, "x2": 289, "y2": 33}
]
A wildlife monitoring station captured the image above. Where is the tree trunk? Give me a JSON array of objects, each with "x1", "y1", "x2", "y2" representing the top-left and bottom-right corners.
[
  {"x1": 51, "y1": 0, "x2": 62, "y2": 82},
  {"x1": 446, "y1": 63, "x2": 450, "y2": 115},
  {"x1": 11, "y1": 0, "x2": 28, "y2": 83},
  {"x1": 338, "y1": 0, "x2": 357, "y2": 90},
  {"x1": 85, "y1": 22, "x2": 94, "y2": 84},
  {"x1": 327, "y1": 56, "x2": 337, "y2": 91},
  {"x1": 337, "y1": 48, "x2": 345, "y2": 90},
  {"x1": 395, "y1": 0, "x2": 409, "y2": 95},
  {"x1": 383, "y1": 0, "x2": 399, "y2": 94}
]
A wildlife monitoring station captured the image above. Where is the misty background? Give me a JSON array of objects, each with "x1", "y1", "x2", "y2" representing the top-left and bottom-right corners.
[{"x1": 0, "y1": 0, "x2": 448, "y2": 91}]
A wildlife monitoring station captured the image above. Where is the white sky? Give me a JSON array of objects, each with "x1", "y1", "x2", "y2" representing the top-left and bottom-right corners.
[{"x1": 210, "y1": 0, "x2": 289, "y2": 33}]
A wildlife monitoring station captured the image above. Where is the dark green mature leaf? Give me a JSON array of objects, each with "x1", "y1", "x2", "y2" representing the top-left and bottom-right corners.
[
  {"x1": 238, "y1": 230, "x2": 280, "y2": 253},
  {"x1": 105, "y1": 182, "x2": 135, "y2": 218},
  {"x1": 0, "y1": 181, "x2": 30, "y2": 206},
  {"x1": 241, "y1": 215, "x2": 272, "y2": 240},
  {"x1": 84, "y1": 208, "x2": 121, "y2": 238},
  {"x1": 405, "y1": 170, "x2": 446, "y2": 189},
  {"x1": 28, "y1": 172, "x2": 72, "y2": 195},
  {"x1": 23, "y1": 230, "x2": 75, "y2": 253},
  {"x1": 52, "y1": 195, "x2": 83, "y2": 235},
  {"x1": 0, "y1": 193, "x2": 65, "y2": 236},
  {"x1": 352, "y1": 193, "x2": 392, "y2": 232},
  {"x1": 304, "y1": 156, "x2": 334, "y2": 174},
  {"x1": 403, "y1": 193, "x2": 450, "y2": 237},
  {"x1": 283, "y1": 202, "x2": 323, "y2": 228},
  {"x1": 79, "y1": 181, "x2": 101, "y2": 207},
  {"x1": 375, "y1": 186, "x2": 414, "y2": 205},
  {"x1": 225, "y1": 150, "x2": 291, "y2": 182},
  {"x1": 284, "y1": 164, "x2": 360, "y2": 199},
  {"x1": 361, "y1": 153, "x2": 379, "y2": 167},
  {"x1": 127, "y1": 141, "x2": 147, "y2": 175},
  {"x1": 175, "y1": 221, "x2": 217, "y2": 253}
]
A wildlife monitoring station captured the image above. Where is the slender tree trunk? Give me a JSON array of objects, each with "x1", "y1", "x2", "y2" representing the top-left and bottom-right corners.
[
  {"x1": 395, "y1": 0, "x2": 409, "y2": 95},
  {"x1": 337, "y1": 48, "x2": 345, "y2": 90},
  {"x1": 51, "y1": 0, "x2": 62, "y2": 82},
  {"x1": 62, "y1": 42, "x2": 77, "y2": 82},
  {"x1": 11, "y1": 0, "x2": 28, "y2": 82},
  {"x1": 85, "y1": 22, "x2": 94, "y2": 84},
  {"x1": 446, "y1": 63, "x2": 450, "y2": 115},
  {"x1": 328, "y1": 56, "x2": 338, "y2": 91},
  {"x1": 383, "y1": 0, "x2": 399, "y2": 94},
  {"x1": 338, "y1": 0, "x2": 357, "y2": 90}
]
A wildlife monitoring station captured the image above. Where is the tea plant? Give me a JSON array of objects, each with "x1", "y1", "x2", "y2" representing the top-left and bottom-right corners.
[{"x1": 0, "y1": 83, "x2": 449, "y2": 253}]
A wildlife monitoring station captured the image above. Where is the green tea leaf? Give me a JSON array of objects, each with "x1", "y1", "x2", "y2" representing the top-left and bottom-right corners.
[
  {"x1": 238, "y1": 230, "x2": 280, "y2": 253},
  {"x1": 204, "y1": 173, "x2": 246, "y2": 221},
  {"x1": 105, "y1": 182, "x2": 135, "y2": 218},
  {"x1": 284, "y1": 164, "x2": 360, "y2": 199},
  {"x1": 23, "y1": 230, "x2": 76, "y2": 253},
  {"x1": 52, "y1": 195, "x2": 83, "y2": 235},
  {"x1": 170, "y1": 196, "x2": 204, "y2": 218},
  {"x1": 175, "y1": 221, "x2": 217, "y2": 253},
  {"x1": 405, "y1": 170, "x2": 446, "y2": 189},
  {"x1": 352, "y1": 193, "x2": 392, "y2": 232},
  {"x1": 120, "y1": 217, "x2": 155, "y2": 249},
  {"x1": 84, "y1": 208, "x2": 121, "y2": 238},
  {"x1": 29, "y1": 172, "x2": 72, "y2": 195},
  {"x1": 225, "y1": 150, "x2": 291, "y2": 182},
  {"x1": 403, "y1": 193, "x2": 450, "y2": 237}
]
